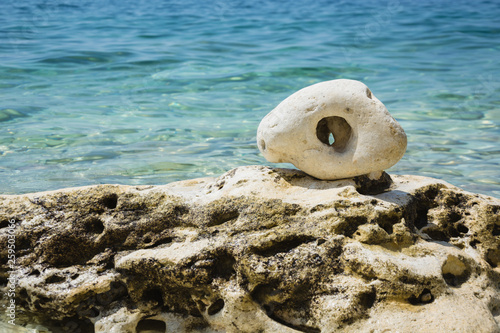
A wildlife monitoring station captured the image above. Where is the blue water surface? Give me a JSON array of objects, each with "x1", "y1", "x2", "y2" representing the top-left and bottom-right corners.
[{"x1": 0, "y1": 0, "x2": 499, "y2": 197}]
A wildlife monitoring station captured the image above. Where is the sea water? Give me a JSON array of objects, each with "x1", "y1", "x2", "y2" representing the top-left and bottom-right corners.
[{"x1": 1, "y1": 0, "x2": 499, "y2": 197}]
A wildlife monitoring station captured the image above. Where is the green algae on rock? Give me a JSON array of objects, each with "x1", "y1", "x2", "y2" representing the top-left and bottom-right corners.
[{"x1": 0, "y1": 166, "x2": 499, "y2": 332}]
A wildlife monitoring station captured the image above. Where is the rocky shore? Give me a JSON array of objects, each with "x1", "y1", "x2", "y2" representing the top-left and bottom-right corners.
[{"x1": 1, "y1": 165, "x2": 499, "y2": 332}]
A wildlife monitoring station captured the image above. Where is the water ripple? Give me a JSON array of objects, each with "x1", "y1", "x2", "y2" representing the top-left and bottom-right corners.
[{"x1": 0, "y1": 0, "x2": 498, "y2": 196}]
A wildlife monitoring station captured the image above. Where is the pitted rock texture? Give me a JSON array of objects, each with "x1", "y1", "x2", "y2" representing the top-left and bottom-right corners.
[
  {"x1": 257, "y1": 79, "x2": 407, "y2": 180},
  {"x1": 0, "y1": 166, "x2": 499, "y2": 333}
]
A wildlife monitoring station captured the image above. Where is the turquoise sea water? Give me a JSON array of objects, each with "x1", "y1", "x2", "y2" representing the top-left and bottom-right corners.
[{"x1": 0, "y1": 0, "x2": 499, "y2": 197}]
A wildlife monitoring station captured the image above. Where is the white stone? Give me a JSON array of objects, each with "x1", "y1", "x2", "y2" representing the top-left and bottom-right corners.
[{"x1": 257, "y1": 79, "x2": 407, "y2": 180}]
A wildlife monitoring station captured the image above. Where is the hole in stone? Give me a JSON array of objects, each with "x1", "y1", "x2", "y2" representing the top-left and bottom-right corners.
[
  {"x1": 251, "y1": 283, "x2": 280, "y2": 306},
  {"x1": 207, "y1": 299, "x2": 225, "y2": 316},
  {"x1": 376, "y1": 212, "x2": 399, "y2": 234},
  {"x1": 196, "y1": 300, "x2": 207, "y2": 313},
  {"x1": 448, "y1": 211, "x2": 462, "y2": 223},
  {"x1": 456, "y1": 223, "x2": 469, "y2": 234},
  {"x1": 425, "y1": 229, "x2": 449, "y2": 242},
  {"x1": 259, "y1": 139, "x2": 266, "y2": 151},
  {"x1": 414, "y1": 207, "x2": 430, "y2": 230},
  {"x1": 449, "y1": 227, "x2": 460, "y2": 238},
  {"x1": 62, "y1": 317, "x2": 95, "y2": 333},
  {"x1": 40, "y1": 295, "x2": 50, "y2": 303},
  {"x1": 19, "y1": 289, "x2": 28, "y2": 307},
  {"x1": 30, "y1": 269, "x2": 41, "y2": 277},
  {"x1": 95, "y1": 281, "x2": 128, "y2": 306},
  {"x1": 408, "y1": 288, "x2": 434, "y2": 305},
  {"x1": 186, "y1": 321, "x2": 210, "y2": 331},
  {"x1": 0, "y1": 276, "x2": 7, "y2": 286},
  {"x1": 419, "y1": 290, "x2": 433, "y2": 303},
  {"x1": 136, "y1": 319, "x2": 166, "y2": 333},
  {"x1": 335, "y1": 216, "x2": 368, "y2": 238},
  {"x1": 173, "y1": 205, "x2": 189, "y2": 217},
  {"x1": 442, "y1": 255, "x2": 469, "y2": 287},
  {"x1": 265, "y1": 309, "x2": 321, "y2": 333},
  {"x1": 359, "y1": 289, "x2": 376, "y2": 308},
  {"x1": 443, "y1": 273, "x2": 457, "y2": 286},
  {"x1": 142, "y1": 288, "x2": 164, "y2": 307},
  {"x1": 46, "y1": 274, "x2": 65, "y2": 284},
  {"x1": 34, "y1": 300, "x2": 43, "y2": 311},
  {"x1": 469, "y1": 239, "x2": 480, "y2": 248},
  {"x1": 84, "y1": 307, "x2": 100, "y2": 318},
  {"x1": 0, "y1": 219, "x2": 9, "y2": 229},
  {"x1": 316, "y1": 116, "x2": 352, "y2": 153},
  {"x1": 263, "y1": 304, "x2": 274, "y2": 314},
  {"x1": 189, "y1": 307, "x2": 203, "y2": 318},
  {"x1": 377, "y1": 221, "x2": 394, "y2": 235},
  {"x1": 214, "y1": 251, "x2": 236, "y2": 280},
  {"x1": 84, "y1": 217, "x2": 105, "y2": 234},
  {"x1": 153, "y1": 236, "x2": 173, "y2": 247},
  {"x1": 492, "y1": 224, "x2": 500, "y2": 236},
  {"x1": 101, "y1": 193, "x2": 118, "y2": 209},
  {"x1": 208, "y1": 209, "x2": 239, "y2": 227},
  {"x1": 317, "y1": 238, "x2": 326, "y2": 246},
  {"x1": 252, "y1": 235, "x2": 316, "y2": 257},
  {"x1": 16, "y1": 235, "x2": 31, "y2": 251},
  {"x1": 486, "y1": 249, "x2": 500, "y2": 268}
]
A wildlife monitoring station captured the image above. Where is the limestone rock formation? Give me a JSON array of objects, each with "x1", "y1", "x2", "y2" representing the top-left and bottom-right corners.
[
  {"x1": 0, "y1": 166, "x2": 499, "y2": 333},
  {"x1": 257, "y1": 79, "x2": 407, "y2": 180}
]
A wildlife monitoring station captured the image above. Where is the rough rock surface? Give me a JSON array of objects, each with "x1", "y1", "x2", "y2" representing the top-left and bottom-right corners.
[
  {"x1": 0, "y1": 165, "x2": 499, "y2": 333},
  {"x1": 257, "y1": 79, "x2": 407, "y2": 180}
]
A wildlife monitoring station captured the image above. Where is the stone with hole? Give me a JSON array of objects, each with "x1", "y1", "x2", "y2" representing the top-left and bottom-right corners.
[{"x1": 257, "y1": 79, "x2": 407, "y2": 180}]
